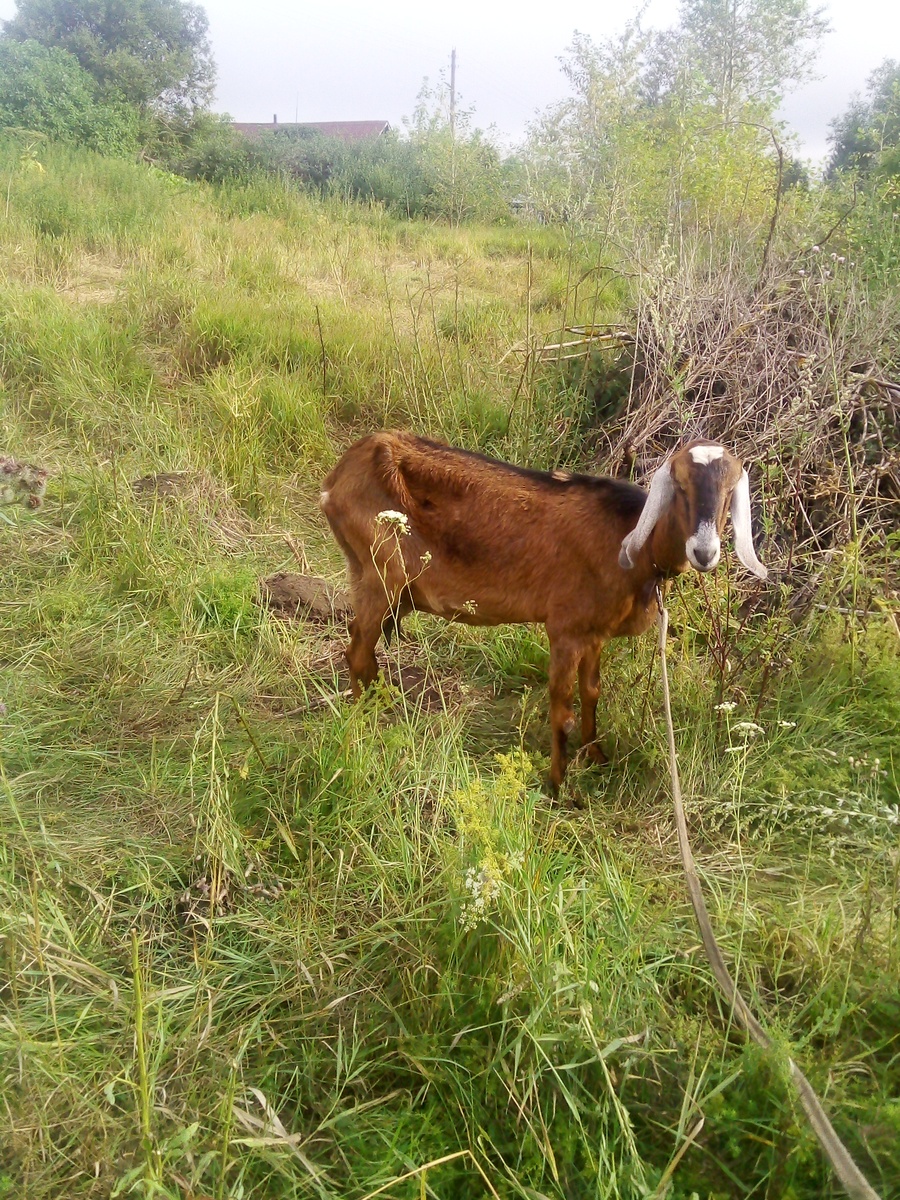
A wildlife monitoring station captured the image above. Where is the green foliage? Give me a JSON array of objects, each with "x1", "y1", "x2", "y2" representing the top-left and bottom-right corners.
[
  {"x1": 211, "y1": 121, "x2": 510, "y2": 225},
  {"x1": 669, "y1": 0, "x2": 829, "y2": 117},
  {"x1": 344, "y1": 127, "x2": 508, "y2": 224},
  {"x1": 0, "y1": 38, "x2": 138, "y2": 152},
  {"x1": 522, "y1": 0, "x2": 826, "y2": 243},
  {"x1": 398, "y1": 76, "x2": 509, "y2": 224},
  {"x1": 828, "y1": 58, "x2": 900, "y2": 180},
  {"x1": 179, "y1": 72, "x2": 512, "y2": 225},
  {"x1": 523, "y1": 26, "x2": 789, "y2": 244},
  {"x1": 2, "y1": 0, "x2": 215, "y2": 113}
]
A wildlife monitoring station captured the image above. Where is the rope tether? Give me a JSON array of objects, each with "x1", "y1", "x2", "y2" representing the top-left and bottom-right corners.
[{"x1": 655, "y1": 590, "x2": 881, "y2": 1200}]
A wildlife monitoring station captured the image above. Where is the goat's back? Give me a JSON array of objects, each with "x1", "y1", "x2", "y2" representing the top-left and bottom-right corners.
[{"x1": 321, "y1": 432, "x2": 650, "y2": 629}]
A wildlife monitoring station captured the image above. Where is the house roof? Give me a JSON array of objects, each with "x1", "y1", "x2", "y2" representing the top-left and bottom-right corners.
[{"x1": 232, "y1": 120, "x2": 391, "y2": 143}]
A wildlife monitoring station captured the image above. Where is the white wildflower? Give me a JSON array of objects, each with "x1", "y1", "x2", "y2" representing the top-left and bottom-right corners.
[
  {"x1": 778, "y1": 720, "x2": 797, "y2": 728},
  {"x1": 812, "y1": 245, "x2": 821, "y2": 253},
  {"x1": 460, "y1": 863, "x2": 500, "y2": 929},
  {"x1": 733, "y1": 721, "x2": 764, "y2": 736},
  {"x1": 715, "y1": 701, "x2": 738, "y2": 712},
  {"x1": 375, "y1": 509, "x2": 410, "y2": 534}
]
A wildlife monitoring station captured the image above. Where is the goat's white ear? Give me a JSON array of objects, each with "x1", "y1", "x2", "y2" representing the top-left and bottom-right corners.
[
  {"x1": 619, "y1": 459, "x2": 674, "y2": 569},
  {"x1": 730, "y1": 469, "x2": 768, "y2": 580}
]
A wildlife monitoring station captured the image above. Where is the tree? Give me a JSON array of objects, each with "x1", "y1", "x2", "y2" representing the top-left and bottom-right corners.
[
  {"x1": 400, "y1": 75, "x2": 507, "y2": 224},
  {"x1": 522, "y1": 0, "x2": 827, "y2": 235},
  {"x1": 2, "y1": 0, "x2": 215, "y2": 114},
  {"x1": 827, "y1": 59, "x2": 900, "y2": 178},
  {"x1": 671, "y1": 0, "x2": 829, "y2": 120},
  {"x1": 521, "y1": 24, "x2": 652, "y2": 220},
  {"x1": 0, "y1": 38, "x2": 138, "y2": 151}
]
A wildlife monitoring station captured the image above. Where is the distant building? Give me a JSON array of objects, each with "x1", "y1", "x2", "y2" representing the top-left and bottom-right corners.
[{"x1": 232, "y1": 119, "x2": 391, "y2": 143}]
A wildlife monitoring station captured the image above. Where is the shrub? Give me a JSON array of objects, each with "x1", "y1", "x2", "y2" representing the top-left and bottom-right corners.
[{"x1": 0, "y1": 39, "x2": 138, "y2": 153}]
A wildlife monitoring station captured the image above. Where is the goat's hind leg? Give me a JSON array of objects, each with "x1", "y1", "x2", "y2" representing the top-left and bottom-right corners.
[
  {"x1": 380, "y1": 588, "x2": 413, "y2": 646},
  {"x1": 345, "y1": 585, "x2": 392, "y2": 698},
  {"x1": 346, "y1": 581, "x2": 413, "y2": 698}
]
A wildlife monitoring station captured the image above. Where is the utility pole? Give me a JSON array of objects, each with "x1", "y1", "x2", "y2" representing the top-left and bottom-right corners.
[{"x1": 449, "y1": 47, "x2": 457, "y2": 140}]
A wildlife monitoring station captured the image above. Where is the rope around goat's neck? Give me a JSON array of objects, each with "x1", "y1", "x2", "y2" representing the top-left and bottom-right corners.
[{"x1": 655, "y1": 591, "x2": 881, "y2": 1200}]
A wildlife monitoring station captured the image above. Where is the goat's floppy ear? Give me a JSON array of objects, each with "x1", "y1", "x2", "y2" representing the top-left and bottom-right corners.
[
  {"x1": 730, "y1": 469, "x2": 767, "y2": 580},
  {"x1": 619, "y1": 459, "x2": 674, "y2": 569}
]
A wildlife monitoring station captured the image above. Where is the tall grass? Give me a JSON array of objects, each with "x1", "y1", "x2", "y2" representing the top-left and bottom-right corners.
[{"x1": 1, "y1": 140, "x2": 898, "y2": 1199}]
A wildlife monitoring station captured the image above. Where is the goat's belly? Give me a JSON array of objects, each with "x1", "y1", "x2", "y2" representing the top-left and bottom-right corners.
[{"x1": 410, "y1": 587, "x2": 543, "y2": 626}]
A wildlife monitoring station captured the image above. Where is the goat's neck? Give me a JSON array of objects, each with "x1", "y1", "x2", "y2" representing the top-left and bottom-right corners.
[{"x1": 646, "y1": 510, "x2": 690, "y2": 578}]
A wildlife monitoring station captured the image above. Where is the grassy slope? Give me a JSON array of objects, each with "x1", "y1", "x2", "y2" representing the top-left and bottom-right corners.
[{"x1": 0, "y1": 142, "x2": 898, "y2": 1200}]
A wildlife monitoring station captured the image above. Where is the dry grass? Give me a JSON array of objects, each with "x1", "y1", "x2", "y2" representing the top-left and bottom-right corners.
[{"x1": 594, "y1": 255, "x2": 900, "y2": 571}]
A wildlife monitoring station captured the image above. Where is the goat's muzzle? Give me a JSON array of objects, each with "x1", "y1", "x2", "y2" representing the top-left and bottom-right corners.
[{"x1": 685, "y1": 521, "x2": 721, "y2": 572}]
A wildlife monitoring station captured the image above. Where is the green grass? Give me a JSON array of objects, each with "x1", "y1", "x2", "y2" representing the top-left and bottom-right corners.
[{"x1": 1, "y1": 139, "x2": 898, "y2": 1199}]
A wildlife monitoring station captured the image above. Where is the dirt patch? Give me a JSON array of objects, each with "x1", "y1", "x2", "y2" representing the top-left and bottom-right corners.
[
  {"x1": 132, "y1": 471, "x2": 196, "y2": 499},
  {"x1": 382, "y1": 661, "x2": 456, "y2": 713},
  {"x1": 258, "y1": 572, "x2": 351, "y2": 623}
]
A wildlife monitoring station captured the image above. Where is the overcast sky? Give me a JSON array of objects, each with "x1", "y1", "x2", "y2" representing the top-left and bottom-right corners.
[
  {"x1": 205, "y1": 0, "x2": 896, "y2": 165},
  {"x1": 2, "y1": 0, "x2": 896, "y2": 165}
]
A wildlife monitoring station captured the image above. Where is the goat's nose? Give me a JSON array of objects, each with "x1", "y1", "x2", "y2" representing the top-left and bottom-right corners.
[{"x1": 692, "y1": 546, "x2": 715, "y2": 568}]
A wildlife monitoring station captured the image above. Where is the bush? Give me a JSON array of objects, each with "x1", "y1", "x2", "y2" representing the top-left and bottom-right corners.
[
  {"x1": 159, "y1": 112, "x2": 255, "y2": 182},
  {"x1": 0, "y1": 39, "x2": 138, "y2": 154}
]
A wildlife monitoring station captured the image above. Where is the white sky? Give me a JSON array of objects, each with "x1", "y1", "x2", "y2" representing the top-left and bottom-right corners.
[{"x1": 1, "y1": 0, "x2": 896, "y2": 165}]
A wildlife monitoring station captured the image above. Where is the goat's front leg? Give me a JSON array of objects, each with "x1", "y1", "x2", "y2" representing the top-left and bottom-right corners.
[
  {"x1": 547, "y1": 635, "x2": 581, "y2": 795},
  {"x1": 578, "y1": 637, "x2": 608, "y2": 767}
]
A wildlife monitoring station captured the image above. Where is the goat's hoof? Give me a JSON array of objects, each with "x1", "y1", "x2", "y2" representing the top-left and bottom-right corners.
[
  {"x1": 544, "y1": 781, "x2": 585, "y2": 811},
  {"x1": 579, "y1": 743, "x2": 609, "y2": 767},
  {"x1": 566, "y1": 789, "x2": 587, "y2": 811}
]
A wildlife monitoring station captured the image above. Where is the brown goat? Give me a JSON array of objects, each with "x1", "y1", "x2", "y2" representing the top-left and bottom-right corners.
[{"x1": 321, "y1": 432, "x2": 767, "y2": 793}]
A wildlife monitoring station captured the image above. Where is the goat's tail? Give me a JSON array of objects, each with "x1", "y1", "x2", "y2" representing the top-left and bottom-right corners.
[{"x1": 372, "y1": 437, "x2": 417, "y2": 513}]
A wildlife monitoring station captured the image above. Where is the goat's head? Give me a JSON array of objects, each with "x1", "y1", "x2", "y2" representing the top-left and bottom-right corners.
[{"x1": 619, "y1": 441, "x2": 767, "y2": 580}]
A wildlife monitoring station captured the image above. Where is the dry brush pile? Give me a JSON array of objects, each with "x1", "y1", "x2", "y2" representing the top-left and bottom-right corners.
[{"x1": 583, "y1": 255, "x2": 900, "y2": 594}]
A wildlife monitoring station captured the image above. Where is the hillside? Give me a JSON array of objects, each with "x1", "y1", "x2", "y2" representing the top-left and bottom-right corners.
[{"x1": 1, "y1": 141, "x2": 898, "y2": 1199}]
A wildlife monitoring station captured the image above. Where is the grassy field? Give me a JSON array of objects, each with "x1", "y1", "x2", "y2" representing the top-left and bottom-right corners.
[{"x1": 1, "y1": 140, "x2": 898, "y2": 1199}]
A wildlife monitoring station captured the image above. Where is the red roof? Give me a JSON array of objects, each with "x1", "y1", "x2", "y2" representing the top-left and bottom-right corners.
[{"x1": 232, "y1": 120, "x2": 391, "y2": 143}]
